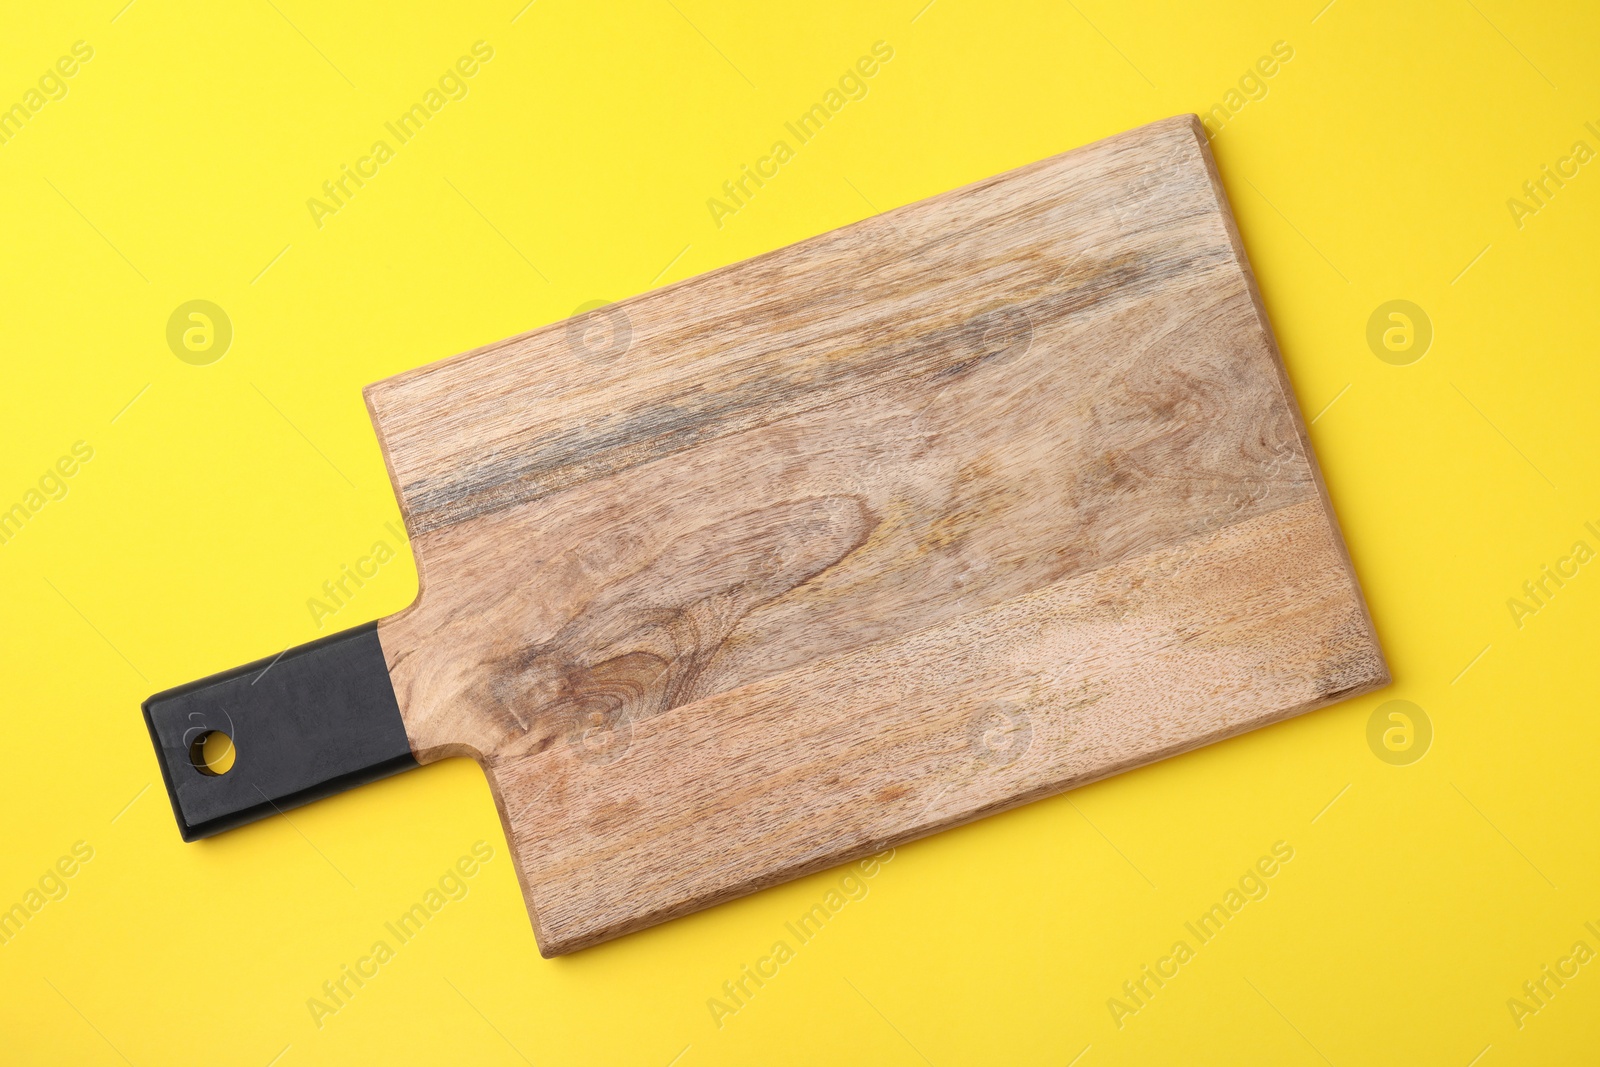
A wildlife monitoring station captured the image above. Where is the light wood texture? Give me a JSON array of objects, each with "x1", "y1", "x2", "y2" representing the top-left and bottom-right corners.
[{"x1": 364, "y1": 114, "x2": 1387, "y2": 956}]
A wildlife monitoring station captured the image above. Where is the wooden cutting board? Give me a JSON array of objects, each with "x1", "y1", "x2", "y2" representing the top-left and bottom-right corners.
[{"x1": 143, "y1": 114, "x2": 1387, "y2": 957}]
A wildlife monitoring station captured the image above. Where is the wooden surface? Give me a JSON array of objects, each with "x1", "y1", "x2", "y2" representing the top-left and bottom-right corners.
[{"x1": 364, "y1": 114, "x2": 1387, "y2": 957}]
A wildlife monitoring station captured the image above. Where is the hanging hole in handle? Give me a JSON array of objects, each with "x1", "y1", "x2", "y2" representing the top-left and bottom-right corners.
[{"x1": 189, "y1": 730, "x2": 236, "y2": 776}]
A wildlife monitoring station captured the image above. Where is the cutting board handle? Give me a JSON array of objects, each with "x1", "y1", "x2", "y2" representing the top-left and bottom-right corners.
[{"x1": 141, "y1": 623, "x2": 417, "y2": 840}]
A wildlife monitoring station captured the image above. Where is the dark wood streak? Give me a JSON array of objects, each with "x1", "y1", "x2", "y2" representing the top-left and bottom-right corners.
[{"x1": 399, "y1": 243, "x2": 1233, "y2": 535}]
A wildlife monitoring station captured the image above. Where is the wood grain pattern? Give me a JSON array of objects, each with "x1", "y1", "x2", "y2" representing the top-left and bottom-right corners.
[{"x1": 363, "y1": 114, "x2": 1387, "y2": 956}]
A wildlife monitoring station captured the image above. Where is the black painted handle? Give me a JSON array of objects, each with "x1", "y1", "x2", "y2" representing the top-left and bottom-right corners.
[{"x1": 141, "y1": 623, "x2": 416, "y2": 841}]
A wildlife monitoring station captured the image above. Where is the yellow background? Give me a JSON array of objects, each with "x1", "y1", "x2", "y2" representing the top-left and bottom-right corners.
[{"x1": 1, "y1": 0, "x2": 1596, "y2": 1063}]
